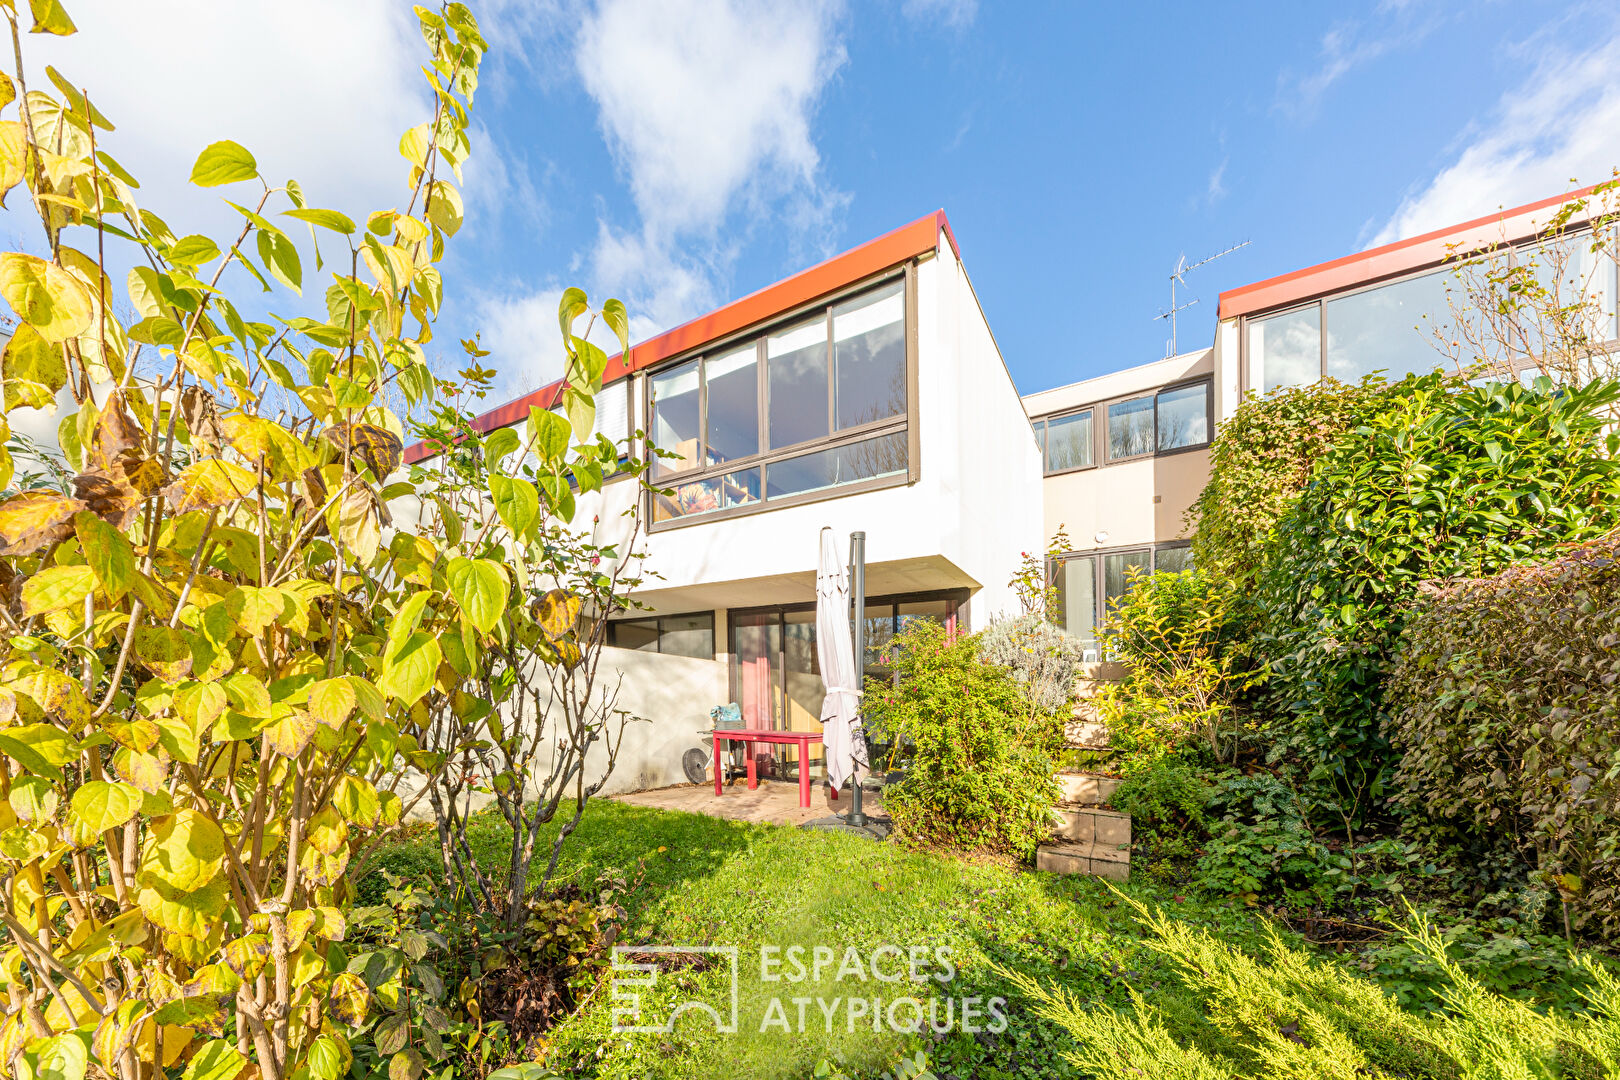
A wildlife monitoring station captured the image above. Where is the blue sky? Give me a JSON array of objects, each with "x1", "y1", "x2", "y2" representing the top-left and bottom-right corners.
[{"x1": 11, "y1": 0, "x2": 1620, "y2": 404}]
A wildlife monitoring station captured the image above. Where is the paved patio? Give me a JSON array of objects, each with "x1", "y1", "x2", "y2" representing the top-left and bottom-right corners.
[{"x1": 613, "y1": 778, "x2": 887, "y2": 829}]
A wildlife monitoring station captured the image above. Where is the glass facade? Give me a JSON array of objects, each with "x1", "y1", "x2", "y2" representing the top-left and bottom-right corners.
[
  {"x1": 651, "y1": 277, "x2": 910, "y2": 524},
  {"x1": 1248, "y1": 228, "x2": 1620, "y2": 394},
  {"x1": 1155, "y1": 383, "x2": 1208, "y2": 451},
  {"x1": 1247, "y1": 305, "x2": 1321, "y2": 394}
]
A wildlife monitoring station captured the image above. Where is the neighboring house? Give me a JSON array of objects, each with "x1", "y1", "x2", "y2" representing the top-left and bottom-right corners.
[
  {"x1": 408, "y1": 185, "x2": 1615, "y2": 792},
  {"x1": 1021, "y1": 349, "x2": 1212, "y2": 659}
]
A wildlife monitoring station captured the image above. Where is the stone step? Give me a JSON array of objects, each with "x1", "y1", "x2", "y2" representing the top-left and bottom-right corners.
[
  {"x1": 1035, "y1": 840, "x2": 1129, "y2": 882},
  {"x1": 1051, "y1": 806, "x2": 1131, "y2": 847},
  {"x1": 1055, "y1": 772, "x2": 1121, "y2": 806}
]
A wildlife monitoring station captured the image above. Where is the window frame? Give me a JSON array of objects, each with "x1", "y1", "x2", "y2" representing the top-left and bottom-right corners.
[
  {"x1": 1238, "y1": 226, "x2": 1620, "y2": 400},
  {"x1": 1030, "y1": 376, "x2": 1213, "y2": 475},
  {"x1": 606, "y1": 610, "x2": 717, "y2": 660},
  {"x1": 1047, "y1": 541, "x2": 1194, "y2": 646},
  {"x1": 643, "y1": 264, "x2": 919, "y2": 531},
  {"x1": 1033, "y1": 406, "x2": 1096, "y2": 476}
]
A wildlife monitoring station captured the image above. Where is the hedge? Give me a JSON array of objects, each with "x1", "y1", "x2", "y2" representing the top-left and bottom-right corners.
[{"x1": 1387, "y1": 535, "x2": 1620, "y2": 938}]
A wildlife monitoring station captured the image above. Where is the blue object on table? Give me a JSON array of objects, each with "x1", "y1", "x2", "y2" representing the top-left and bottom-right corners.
[{"x1": 710, "y1": 702, "x2": 743, "y2": 729}]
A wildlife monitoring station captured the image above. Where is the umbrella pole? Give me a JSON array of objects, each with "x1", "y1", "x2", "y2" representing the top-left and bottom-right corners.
[{"x1": 848, "y1": 530, "x2": 869, "y2": 828}]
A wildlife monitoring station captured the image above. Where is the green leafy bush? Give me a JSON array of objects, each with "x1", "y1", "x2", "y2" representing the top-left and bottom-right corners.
[
  {"x1": 1094, "y1": 568, "x2": 1245, "y2": 763},
  {"x1": 1188, "y1": 376, "x2": 1388, "y2": 589},
  {"x1": 1110, "y1": 756, "x2": 1213, "y2": 863},
  {"x1": 1251, "y1": 374, "x2": 1620, "y2": 823},
  {"x1": 866, "y1": 622, "x2": 1063, "y2": 859},
  {"x1": 1386, "y1": 534, "x2": 1620, "y2": 939}
]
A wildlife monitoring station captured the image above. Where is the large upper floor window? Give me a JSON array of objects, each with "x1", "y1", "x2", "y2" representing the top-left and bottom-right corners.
[
  {"x1": 1245, "y1": 228, "x2": 1620, "y2": 395},
  {"x1": 649, "y1": 275, "x2": 911, "y2": 525},
  {"x1": 1031, "y1": 379, "x2": 1210, "y2": 474}
]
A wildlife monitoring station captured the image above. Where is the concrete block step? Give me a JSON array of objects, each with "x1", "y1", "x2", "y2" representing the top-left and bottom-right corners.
[
  {"x1": 1055, "y1": 772, "x2": 1122, "y2": 806},
  {"x1": 1035, "y1": 840, "x2": 1129, "y2": 882},
  {"x1": 1051, "y1": 806, "x2": 1131, "y2": 847}
]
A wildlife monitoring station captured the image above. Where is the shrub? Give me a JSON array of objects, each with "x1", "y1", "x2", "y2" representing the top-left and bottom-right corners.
[
  {"x1": 1001, "y1": 897, "x2": 1620, "y2": 1079},
  {"x1": 1110, "y1": 756, "x2": 1213, "y2": 863},
  {"x1": 977, "y1": 613, "x2": 1088, "y2": 713},
  {"x1": 1251, "y1": 373, "x2": 1620, "y2": 824},
  {"x1": 1386, "y1": 534, "x2": 1620, "y2": 940},
  {"x1": 1094, "y1": 568, "x2": 1245, "y2": 763},
  {"x1": 866, "y1": 621, "x2": 1063, "y2": 859},
  {"x1": 1188, "y1": 376, "x2": 1388, "y2": 588}
]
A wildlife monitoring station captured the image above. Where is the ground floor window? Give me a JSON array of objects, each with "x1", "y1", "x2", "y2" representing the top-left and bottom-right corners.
[
  {"x1": 606, "y1": 612, "x2": 716, "y2": 659},
  {"x1": 1049, "y1": 543, "x2": 1192, "y2": 657},
  {"x1": 727, "y1": 590, "x2": 966, "y2": 735}
]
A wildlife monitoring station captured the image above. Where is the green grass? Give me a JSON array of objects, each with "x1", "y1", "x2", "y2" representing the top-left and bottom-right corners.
[{"x1": 366, "y1": 800, "x2": 1294, "y2": 1080}]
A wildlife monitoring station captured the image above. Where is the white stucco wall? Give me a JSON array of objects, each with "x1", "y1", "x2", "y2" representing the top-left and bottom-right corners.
[
  {"x1": 526, "y1": 645, "x2": 729, "y2": 797},
  {"x1": 565, "y1": 236, "x2": 1042, "y2": 630}
]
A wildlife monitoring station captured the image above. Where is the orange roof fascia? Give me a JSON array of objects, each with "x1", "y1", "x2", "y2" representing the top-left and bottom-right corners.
[
  {"x1": 1217, "y1": 184, "x2": 1602, "y2": 322},
  {"x1": 404, "y1": 210, "x2": 958, "y2": 464}
]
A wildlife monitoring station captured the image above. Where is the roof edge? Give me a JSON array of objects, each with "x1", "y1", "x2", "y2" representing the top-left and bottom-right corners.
[
  {"x1": 1217, "y1": 184, "x2": 1601, "y2": 322},
  {"x1": 404, "y1": 209, "x2": 957, "y2": 464}
]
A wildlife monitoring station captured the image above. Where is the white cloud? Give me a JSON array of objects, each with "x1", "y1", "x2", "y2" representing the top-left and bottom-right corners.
[
  {"x1": 1276, "y1": 3, "x2": 1440, "y2": 119},
  {"x1": 571, "y1": 0, "x2": 849, "y2": 333},
  {"x1": 1373, "y1": 25, "x2": 1620, "y2": 245},
  {"x1": 1206, "y1": 156, "x2": 1229, "y2": 205},
  {"x1": 901, "y1": 0, "x2": 977, "y2": 31},
  {"x1": 8, "y1": 0, "x2": 428, "y2": 246}
]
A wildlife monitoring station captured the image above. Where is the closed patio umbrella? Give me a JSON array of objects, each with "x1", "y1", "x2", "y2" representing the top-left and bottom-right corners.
[{"x1": 816, "y1": 526, "x2": 866, "y2": 795}]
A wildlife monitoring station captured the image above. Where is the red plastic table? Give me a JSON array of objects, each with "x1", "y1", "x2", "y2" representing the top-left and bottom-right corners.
[{"x1": 711, "y1": 728, "x2": 820, "y2": 808}]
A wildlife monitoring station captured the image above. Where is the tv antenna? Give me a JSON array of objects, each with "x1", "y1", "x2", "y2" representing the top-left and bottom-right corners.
[{"x1": 1155, "y1": 240, "x2": 1250, "y2": 357}]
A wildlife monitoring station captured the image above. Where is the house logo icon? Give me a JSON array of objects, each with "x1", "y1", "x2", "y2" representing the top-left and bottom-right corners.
[{"x1": 610, "y1": 945, "x2": 740, "y2": 1034}]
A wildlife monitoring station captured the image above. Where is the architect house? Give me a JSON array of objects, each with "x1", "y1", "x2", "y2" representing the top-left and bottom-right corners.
[{"x1": 411, "y1": 185, "x2": 1613, "y2": 792}]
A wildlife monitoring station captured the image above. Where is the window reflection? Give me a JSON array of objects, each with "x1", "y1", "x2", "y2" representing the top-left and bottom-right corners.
[
  {"x1": 765, "y1": 433, "x2": 906, "y2": 500},
  {"x1": 705, "y1": 343, "x2": 759, "y2": 464},
  {"x1": 1107, "y1": 396, "x2": 1154, "y2": 460},
  {"x1": 1248, "y1": 306, "x2": 1321, "y2": 393},
  {"x1": 833, "y1": 280, "x2": 906, "y2": 430},
  {"x1": 768, "y1": 316, "x2": 828, "y2": 450},
  {"x1": 1325, "y1": 270, "x2": 1454, "y2": 382},
  {"x1": 1045, "y1": 410, "x2": 1092, "y2": 471},
  {"x1": 650, "y1": 360, "x2": 701, "y2": 476},
  {"x1": 1053, "y1": 556, "x2": 1097, "y2": 654},
  {"x1": 1103, "y1": 551, "x2": 1150, "y2": 616},
  {"x1": 1155, "y1": 384, "x2": 1207, "y2": 451}
]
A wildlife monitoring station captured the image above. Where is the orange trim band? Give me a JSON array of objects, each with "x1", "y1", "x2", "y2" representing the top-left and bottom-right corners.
[
  {"x1": 1217, "y1": 184, "x2": 1602, "y2": 321},
  {"x1": 403, "y1": 209, "x2": 957, "y2": 464}
]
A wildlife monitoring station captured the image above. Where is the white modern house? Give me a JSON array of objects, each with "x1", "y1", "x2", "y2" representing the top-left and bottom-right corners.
[
  {"x1": 409, "y1": 184, "x2": 1616, "y2": 794},
  {"x1": 409, "y1": 211, "x2": 1043, "y2": 790}
]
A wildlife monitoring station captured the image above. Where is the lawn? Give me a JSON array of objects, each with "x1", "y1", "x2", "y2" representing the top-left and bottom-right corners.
[{"x1": 365, "y1": 799, "x2": 1301, "y2": 1079}]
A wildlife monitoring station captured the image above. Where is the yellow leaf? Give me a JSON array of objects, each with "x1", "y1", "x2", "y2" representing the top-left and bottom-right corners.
[
  {"x1": 536, "y1": 589, "x2": 581, "y2": 642},
  {"x1": 2, "y1": 321, "x2": 67, "y2": 410},
  {"x1": 0, "y1": 122, "x2": 26, "y2": 208},
  {"x1": 0, "y1": 252, "x2": 93, "y2": 342},
  {"x1": 0, "y1": 489, "x2": 83, "y2": 555},
  {"x1": 163, "y1": 458, "x2": 257, "y2": 513},
  {"x1": 263, "y1": 706, "x2": 317, "y2": 758},
  {"x1": 139, "y1": 808, "x2": 225, "y2": 891},
  {"x1": 308, "y1": 677, "x2": 357, "y2": 728}
]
